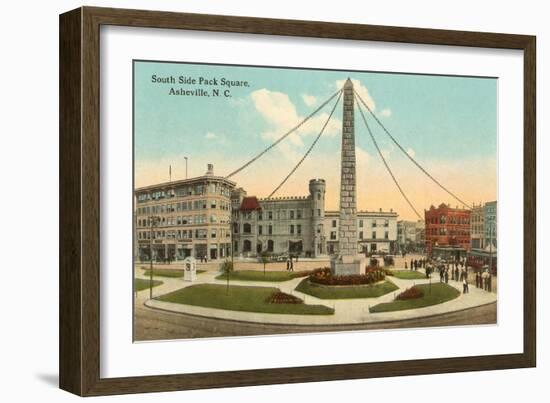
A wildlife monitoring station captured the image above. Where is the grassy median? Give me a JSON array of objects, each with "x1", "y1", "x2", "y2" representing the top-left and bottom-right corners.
[
  {"x1": 134, "y1": 278, "x2": 163, "y2": 291},
  {"x1": 215, "y1": 270, "x2": 307, "y2": 282},
  {"x1": 142, "y1": 268, "x2": 206, "y2": 278},
  {"x1": 390, "y1": 270, "x2": 427, "y2": 280},
  {"x1": 295, "y1": 279, "x2": 398, "y2": 299},
  {"x1": 369, "y1": 283, "x2": 460, "y2": 313},
  {"x1": 156, "y1": 284, "x2": 334, "y2": 315}
]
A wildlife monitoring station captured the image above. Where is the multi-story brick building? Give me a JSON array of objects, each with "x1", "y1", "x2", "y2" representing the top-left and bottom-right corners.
[
  {"x1": 470, "y1": 203, "x2": 485, "y2": 249},
  {"x1": 424, "y1": 203, "x2": 471, "y2": 259},
  {"x1": 134, "y1": 164, "x2": 235, "y2": 261},
  {"x1": 484, "y1": 201, "x2": 497, "y2": 250},
  {"x1": 467, "y1": 200, "x2": 497, "y2": 272}
]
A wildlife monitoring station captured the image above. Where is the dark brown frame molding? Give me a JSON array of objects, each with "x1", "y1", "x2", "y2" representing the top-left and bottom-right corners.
[{"x1": 59, "y1": 6, "x2": 536, "y2": 396}]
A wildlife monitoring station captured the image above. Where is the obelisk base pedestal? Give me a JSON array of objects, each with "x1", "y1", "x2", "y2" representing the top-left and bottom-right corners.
[{"x1": 330, "y1": 254, "x2": 366, "y2": 276}]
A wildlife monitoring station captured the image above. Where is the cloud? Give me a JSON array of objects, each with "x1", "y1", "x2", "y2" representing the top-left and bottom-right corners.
[
  {"x1": 335, "y1": 78, "x2": 375, "y2": 111},
  {"x1": 204, "y1": 131, "x2": 226, "y2": 144},
  {"x1": 250, "y1": 88, "x2": 342, "y2": 152},
  {"x1": 379, "y1": 108, "x2": 392, "y2": 118},
  {"x1": 302, "y1": 94, "x2": 317, "y2": 107}
]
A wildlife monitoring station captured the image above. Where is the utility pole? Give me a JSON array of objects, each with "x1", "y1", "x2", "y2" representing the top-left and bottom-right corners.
[
  {"x1": 149, "y1": 215, "x2": 160, "y2": 300},
  {"x1": 489, "y1": 226, "x2": 494, "y2": 275}
]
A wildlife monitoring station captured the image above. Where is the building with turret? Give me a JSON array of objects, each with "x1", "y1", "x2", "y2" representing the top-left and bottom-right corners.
[
  {"x1": 231, "y1": 178, "x2": 397, "y2": 259},
  {"x1": 231, "y1": 179, "x2": 327, "y2": 257}
]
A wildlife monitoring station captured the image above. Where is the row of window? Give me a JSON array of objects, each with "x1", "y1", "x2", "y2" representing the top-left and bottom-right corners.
[
  {"x1": 137, "y1": 183, "x2": 232, "y2": 203},
  {"x1": 235, "y1": 223, "x2": 303, "y2": 236},
  {"x1": 331, "y1": 219, "x2": 390, "y2": 228},
  {"x1": 329, "y1": 230, "x2": 389, "y2": 240},
  {"x1": 426, "y1": 228, "x2": 470, "y2": 236},
  {"x1": 236, "y1": 209, "x2": 305, "y2": 220},
  {"x1": 235, "y1": 239, "x2": 275, "y2": 253},
  {"x1": 137, "y1": 199, "x2": 230, "y2": 215},
  {"x1": 426, "y1": 215, "x2": 470, "y2": 225},
  {"x1": 137, "y1": 228, "x2": 230, "y2": 240},
  {"x1": 137, "y1": 214, "x2": 231, "y2": 227}
]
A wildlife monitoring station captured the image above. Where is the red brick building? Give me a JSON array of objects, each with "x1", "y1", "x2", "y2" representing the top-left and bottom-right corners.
[{"x1": 425, "y1": 203, "x2": 471, "y2": 258}]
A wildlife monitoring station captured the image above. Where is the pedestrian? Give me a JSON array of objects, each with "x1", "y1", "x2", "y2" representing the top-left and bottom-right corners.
[
  {"x1": 405, "y1": 261, "x2": 408, "y2": 269},
  {"x1": 290, "y1": 257, "x2": 294, "y2": 272},
  {"x1": 463, "y1": 278, "x2": 469, "y2": 294},
  {"x1": 475, "y1": 272, "x2": 480, "y2": 288},
  {"x1": 444, "y1": 269, "x2": 449, "y2": 284},
  {"x1": 410, "y1": 259, "x2": 413, "y2": 271},
  {"x1": 481, "y1": 271, "x2": 489, "y2": 291},
  {"x1": 488, "y1": 274, "x2": 492, "y2": 292},
  {"x1": 286, "y1": 259, "x2": 290, "y2": 272}
]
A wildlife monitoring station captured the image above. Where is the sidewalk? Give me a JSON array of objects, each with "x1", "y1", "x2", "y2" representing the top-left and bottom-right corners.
[{"x1": 136, "y1": 266, "x2": 497, "y2": 326}]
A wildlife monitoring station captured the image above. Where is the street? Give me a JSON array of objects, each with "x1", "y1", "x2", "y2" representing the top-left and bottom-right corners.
[{"x1": 134, "y1": 299, "x2": 496, "y2": 341}]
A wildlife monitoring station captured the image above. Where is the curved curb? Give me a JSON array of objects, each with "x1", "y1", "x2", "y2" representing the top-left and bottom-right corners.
[{"x1": 142, "y1": 299, "x2": 497, "y2": 328}]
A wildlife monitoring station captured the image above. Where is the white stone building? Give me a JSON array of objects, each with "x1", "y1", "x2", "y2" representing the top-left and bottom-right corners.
[{"x1": 326, "y1": 210, "x2": 398, "y2": 255}]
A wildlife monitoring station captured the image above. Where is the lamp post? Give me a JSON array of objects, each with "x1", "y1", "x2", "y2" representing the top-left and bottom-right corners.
[
  {"x1": 149, "y1": 215, "x2": 160, "y2": 300},
  {"x1": 184, "y1": 156, "x2": 188, "y2": 179}
]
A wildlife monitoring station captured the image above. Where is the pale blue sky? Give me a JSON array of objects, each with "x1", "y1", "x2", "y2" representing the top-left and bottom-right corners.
[{"x1": 134, "y1": 60, "x2": 497, "y2": 219}]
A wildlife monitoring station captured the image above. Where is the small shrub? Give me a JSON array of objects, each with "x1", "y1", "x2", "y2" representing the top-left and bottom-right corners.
[
  {"x1": 396, "y1": 286, "x2": 424, "y2": 300},
  {"x1": 292, "y1": 267, "x2": 330, "y2": 279},
  {"x1": 267, "y1": 291, "x2": 303, "y2": 304}
]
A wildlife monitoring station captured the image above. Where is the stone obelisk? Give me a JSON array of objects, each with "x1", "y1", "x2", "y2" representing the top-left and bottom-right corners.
[{"x1": 331, "y1": 78, "x2": 365, "y2": 275}]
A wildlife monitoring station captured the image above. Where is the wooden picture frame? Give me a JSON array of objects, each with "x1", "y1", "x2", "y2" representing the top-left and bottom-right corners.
[{"x1": 59, "y1": 6, "x2": 536, "y2": 396}]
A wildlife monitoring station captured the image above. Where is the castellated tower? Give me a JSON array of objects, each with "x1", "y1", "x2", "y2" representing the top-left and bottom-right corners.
[
  {"x1": 309, "y1": 179, "x2": 326, "y2": 257},
  {"x1": 331, "y1": 78, "x2": 365, "y2": 275}
]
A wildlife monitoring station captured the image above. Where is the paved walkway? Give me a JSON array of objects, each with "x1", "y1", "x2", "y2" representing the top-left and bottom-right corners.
[{"x1": 135, "y1": 265, "x2": 496, "y2": 326}]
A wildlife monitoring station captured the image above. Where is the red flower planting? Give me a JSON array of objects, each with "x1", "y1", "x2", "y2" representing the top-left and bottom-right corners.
[
  {"x1": 396, "y1": 286, "x2": 424, "y2": 300},
  {"x1": 267, "y1": 291, "x2": 304, "y2": 304},
  {"x1": 309, "y1": 267, "x2": 386, "y2": 286}
]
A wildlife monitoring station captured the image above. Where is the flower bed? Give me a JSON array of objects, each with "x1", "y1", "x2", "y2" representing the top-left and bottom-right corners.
[
  {"x1": 309, "y1": 267, "x2": 386, "y2": 286},
  {"x1": 267, "y1": 291, "x2": 304, "y2": 304},
  {"x1": 290, "y1": 267, "x2": 328, "y2": 279},
  {"x1": 395, "y1": 286, "x2": 424, "y2": 300}
]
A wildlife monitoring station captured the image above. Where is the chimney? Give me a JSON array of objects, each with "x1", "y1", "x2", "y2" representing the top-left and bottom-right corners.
[{"x1": 206, "y1": 164, "x2": 214, "y2": 176}]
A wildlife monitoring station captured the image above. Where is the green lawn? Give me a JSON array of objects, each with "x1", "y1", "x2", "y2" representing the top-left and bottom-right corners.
[
  {"x1": 134, "y1": 278, "x2": 163, "y2": 291},
  {"x1": 156, "y1": 284, "x2": 334, "y2": 315},
  {"x1": 295, "y1": 279, "x2": 398, "y2": 299},
  {"x1": 215, "y1": 270, "x2": 307, "y2": 282},
  {"x1": 142, "y1": 268, "x2": 206, "y2": 278},
  {"x1": 390, "y1": 270, "x2": 427, "y2": 280},
  {"x1": 369, "y1": 283, "x2": 460, "y2": 313}
]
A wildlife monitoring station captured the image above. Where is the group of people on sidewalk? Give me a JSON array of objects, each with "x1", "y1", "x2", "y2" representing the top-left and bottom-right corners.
[
  {"x1": 475, "y1": 270, "x2": 493, "y2": 292},
  {"x1": 404, "y1": 258, "x2": 426, "y2": 271}
]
